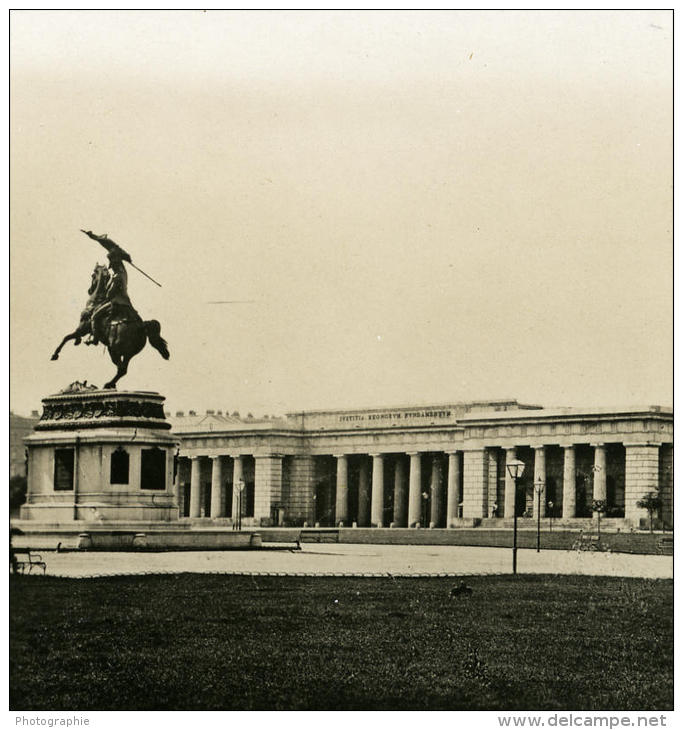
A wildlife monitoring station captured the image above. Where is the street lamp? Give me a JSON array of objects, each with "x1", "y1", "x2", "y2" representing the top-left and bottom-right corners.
[
  {"x1": 234, "y1": 478, "x2": 245, "y2": 531},
  {"x1": 548, "y1": 501, "x2": 554, "y2": 533},
  {"x1": 534, "y1": 477, "x2": 545, "y2": 553},
  {"x1": 506, "y1": 458, "x2": 525, "y2": 575}
]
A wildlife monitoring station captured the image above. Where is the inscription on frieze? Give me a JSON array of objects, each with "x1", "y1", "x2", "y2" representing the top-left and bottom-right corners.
[{"x1": 338, "y1": 409, "x2": 453, "y2": 424}]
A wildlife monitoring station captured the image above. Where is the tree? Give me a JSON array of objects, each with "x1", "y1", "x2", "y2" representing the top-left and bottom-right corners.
[
  {"x1": 636, "y1": 491, "x2": 662, "y2": 533},
  {"x1": 10, "y1": 475, "x2": 27, "y2": 512}
]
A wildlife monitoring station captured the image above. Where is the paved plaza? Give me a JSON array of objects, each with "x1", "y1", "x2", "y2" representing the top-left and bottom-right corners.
[{"x1": 18, "y1": 543, "x2": 673, "y2": 579}]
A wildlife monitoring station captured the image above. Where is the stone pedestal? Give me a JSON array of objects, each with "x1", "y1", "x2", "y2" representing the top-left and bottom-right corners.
[{"x1": 21, "y1": 388, "x2": 178, "y2": 523}]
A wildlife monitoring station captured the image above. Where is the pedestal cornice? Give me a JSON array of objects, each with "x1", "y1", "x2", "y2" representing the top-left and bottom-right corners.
[{"x1": 35, "y1": 389, "x2": 170, "y2": 431}]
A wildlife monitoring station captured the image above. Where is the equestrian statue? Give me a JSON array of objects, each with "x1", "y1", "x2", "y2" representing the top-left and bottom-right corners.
[{"x1": 51, "y1": 230, "x2": 169, "y2": 389}]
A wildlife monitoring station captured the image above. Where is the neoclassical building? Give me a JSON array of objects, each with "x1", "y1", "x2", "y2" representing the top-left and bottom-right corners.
[{"x1": 172, "y1": 399, "x2": 673, "y2": 530}]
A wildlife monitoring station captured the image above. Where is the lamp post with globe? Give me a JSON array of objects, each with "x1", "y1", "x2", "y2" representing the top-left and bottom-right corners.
[
  {"x1": 534, "y1": 477, "x2": 545, "y2": 553},
  {"x1": 506, "y1": 458, "x2": 525, "y2": 575},
  {"x1": 233, "y1": 478, "x2": 245, "y2": 531}
]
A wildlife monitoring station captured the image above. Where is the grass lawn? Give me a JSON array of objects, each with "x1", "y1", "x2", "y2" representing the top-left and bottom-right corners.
[{"x1": 10, "y1": 573, "x2": 672, "y2": 711}]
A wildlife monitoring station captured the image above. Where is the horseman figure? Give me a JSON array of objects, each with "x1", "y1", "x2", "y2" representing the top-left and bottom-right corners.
[
  {"x1": 83, "y1": 231, "x2": 141, "y2": 345},
  {"x1": 51, "y1": 230, "x2": 169, "y2": 389}
]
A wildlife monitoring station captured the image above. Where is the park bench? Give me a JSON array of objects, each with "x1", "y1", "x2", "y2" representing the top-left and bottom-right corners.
[
  {"x1": 298, "y1": 529, "x2": 339, "y2": 545},
  {"x1": 12, "y1": 548, "x2": 46, "y2": 575},
  {"x1": 657, "y1": 536, "x2": 673, "y2": 555},
  {"x1": 572, "y1": 533, "x2": 609, "y2": 552}
]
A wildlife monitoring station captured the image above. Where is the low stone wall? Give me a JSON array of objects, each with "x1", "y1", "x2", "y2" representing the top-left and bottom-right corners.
[
  {"x1": 12, "y1": 522, "x2": 669, "y2": 555},
  {"x1": 256, "y1": 527, "x2": 671, "y2": 555},
  {"x1": 11, "y1": 525, "x2": 262, "y2": 551}
]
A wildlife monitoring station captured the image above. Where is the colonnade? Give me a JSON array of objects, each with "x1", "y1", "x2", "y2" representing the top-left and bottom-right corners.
[
  {"x1": 179, "y1": 440, "x2": 668, "y2": 527},
  {"x1": 483, "y1": 442, "x2": 662, "y2": 523},
  {"x1": 184, "y1": 454, "x2": 248, "y2": 520},
  {"x1": 500, "y1": 444, "x2": 602, "y2": 520},
  {"x1": 332, "y1": 451, "x2": 462, "y2": 528}
]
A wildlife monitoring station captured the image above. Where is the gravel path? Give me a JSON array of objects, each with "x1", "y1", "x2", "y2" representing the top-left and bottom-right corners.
[{"x1": 17, "y1": 543, "x2": 673, "y2": 579}]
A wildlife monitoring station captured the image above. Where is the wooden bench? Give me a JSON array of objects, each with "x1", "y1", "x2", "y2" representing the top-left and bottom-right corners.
[
  {"x1": 572, "y1": 534, "x2": 608, "y2": 552},
  {"x1": 298, "y1": 529, "x2": 339, "y2": 545},
  {"x1": 657, "y1": 536, "x2": 673, "y2": 555},
  {"x1": 12, "y1": 548, "x2": 46, "y2": 575}
]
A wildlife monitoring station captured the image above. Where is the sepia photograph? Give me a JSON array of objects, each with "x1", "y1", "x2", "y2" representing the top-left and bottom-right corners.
[{"x1": 9, "y1": 9, "x2": 673, "y2": 716}]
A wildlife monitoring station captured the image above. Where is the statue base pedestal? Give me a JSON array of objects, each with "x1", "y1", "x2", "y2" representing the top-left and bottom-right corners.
[{"x1": 20, "y1": 388, "x2": 178, "y2": 523}]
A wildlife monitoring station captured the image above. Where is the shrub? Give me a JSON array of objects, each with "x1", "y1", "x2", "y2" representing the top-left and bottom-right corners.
[
  {"x1": 636, "y1": 491, "x2": 662, "y2": 533},
  {"x1": 9, "y1": 475, "x2": 27, "y2": 512}
]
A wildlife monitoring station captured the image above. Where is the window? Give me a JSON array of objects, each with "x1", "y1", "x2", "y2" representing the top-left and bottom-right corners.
[
  {"x1": 141, "y1": 448, "x2": 166, "y2": 490},
  {"x1": 110, "y1": 447, "x2": 129, "y2": 484},
  {"x1": 54, "y1": 448, "x2": 74, "y2": 491}
]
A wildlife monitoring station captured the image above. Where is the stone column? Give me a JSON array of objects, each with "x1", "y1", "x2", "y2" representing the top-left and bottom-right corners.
[
  {"x1": 335, "y1": 454, "x2": 349, "y2": 526},
  {"x1": 407, "y1": 452, "x2": 422, "y2": 527},
  {"x1": 189, "y1": 456, "x2": 201, "y2": 518},
  {"x1": 358, "y1": 458, "x2": 371, "y2": 527},
  {"x1": 503, "y1": 447, "x2": 517, "y2": 518},
  {"x1": 533, "y1": 446, "x2": 546, "y2": 518},
  {"x1": 393, "y1": 458, "x2": 408, "y2": 526},
  {"x1": 562, "y1": 446, "x2": 576, "y2": 518},
  {"x1": 231, "y1": 455, "x2": 244, "y2": 520},
  {"x1": 592, "y1": 443, "x2": 607, "y2": 516},
  {"x1": 209, "y1": 455, "x2": 224, "y2": 518},
  {"x1": 446, "y1": 451, "x2": 462, "y2": 526},
  {"x1": 370, "y1": 454, "x2": 384, "y2": 527},
  {"x1": 430, "y1": 456, "x2": 444, "y2": 527},
  {"x1": 254, "y1": 455, "x2": 283, "y2": 524},
  {"x1": 624, "y1": 443, "x2": 660, "y2": 526},
  {"x1": 462, "y1": 449, "x2": 488, "y2": 518}
]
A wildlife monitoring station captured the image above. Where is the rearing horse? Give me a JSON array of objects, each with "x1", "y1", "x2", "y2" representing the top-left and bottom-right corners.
[
  {"x1": 51, "y1": 263, "x2": 170, "y2": 389},
  {"x1": 51, "y1": 264, "x2": 110, "y2": 359}
]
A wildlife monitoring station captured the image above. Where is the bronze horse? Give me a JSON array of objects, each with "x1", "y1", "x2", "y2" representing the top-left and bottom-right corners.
[{"x1": 51, "y1": 264, "x2": 169, "y2": 389}]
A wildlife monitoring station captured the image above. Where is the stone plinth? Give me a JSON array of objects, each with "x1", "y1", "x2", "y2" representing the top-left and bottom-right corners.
[
  {"x1": 34, "y1": 387, "x2": 171, "y2": 432},
  {"x1": 21, "y1": 388, "x2": 178, "y2": 523}
]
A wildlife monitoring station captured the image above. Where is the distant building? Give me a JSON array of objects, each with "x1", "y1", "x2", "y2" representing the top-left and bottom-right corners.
[
  {"x1": 170, "y1": 399, "x2": 673, "y2": 530},
  {"x1": 9, "y1": 411, "x2": 39, "y2": 477}
]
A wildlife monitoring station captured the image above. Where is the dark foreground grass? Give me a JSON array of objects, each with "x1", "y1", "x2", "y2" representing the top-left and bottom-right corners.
[{"x1": 10, "y1": 573, "x2": 672, "y2": 711}]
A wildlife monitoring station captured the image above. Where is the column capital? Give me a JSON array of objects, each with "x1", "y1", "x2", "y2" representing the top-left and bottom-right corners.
[
  {"x1": 406, "y1": 451, "x2": 422, "y2": 457},
  {"x1": 590, "y1": 442, "x2": 606, "y2": 448},
  {"x1": 446, "y1": 449, "x2": 461, "y2": 456},
  {"x1": 189, "y1": 454, "x2": 202, "y2": 461},
  {"x1": 562, "y1": 443, "x2": 576, "y2": 450},
  {"x1": 530, "y1": 444, "x2": 546, "y2": 451},
  {"x1": 333, "y1": 453, "x2": 348, "y2": 460},
  {"x1": 505, "y1": 446, "x2": 517, "y2": 455},
  {"x1": 369, "y1": 452, "x2": 385, "y2": 458},
  {"x1": 209, "y1": 454, "x2": 223, "y2": 461}
]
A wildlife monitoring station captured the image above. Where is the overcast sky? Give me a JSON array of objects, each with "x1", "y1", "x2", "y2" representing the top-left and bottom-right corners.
[{"x1": 10, "y1": 10, "x2": 672, "y2": 417}]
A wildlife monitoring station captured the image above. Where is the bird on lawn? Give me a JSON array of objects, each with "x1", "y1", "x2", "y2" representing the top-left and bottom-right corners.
[{"x1": 449, "y1": 580, "x2": 473, "y2": 598}]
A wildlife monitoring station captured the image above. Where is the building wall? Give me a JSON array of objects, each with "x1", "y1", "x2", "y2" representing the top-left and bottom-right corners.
[
  {"x1": 659, "y1": 444, "x2": 673, "y2": 528},
  {"x1": 283, "y1": 455, "x2": 316, "y2": 524}
]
